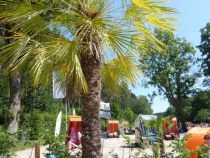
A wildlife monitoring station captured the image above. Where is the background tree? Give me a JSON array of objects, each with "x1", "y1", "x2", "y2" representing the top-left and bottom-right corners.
[
  {"x1": 130, "y1": 95, "x2": 153, "y2": 115},
  {"x1": 123, "y1": 107, "x2": 136, "y2": 126},
  {"x1": 198, "y1": 22, "x2": 210, "y2": 86},
  {"x1": 164, "y1": 90, "x2": 210, "y2": 123},
  {"x1": 0, "y1": 73, "x2": 10, "y2": 126},
  {"x1": 102, "y1": 84, "x2": 153, "y2": 120},
  {"x1": 194, "y1": 109, "x2": 210, "y2": 123},
  {"x1": 140, "y1": 30, "x2": 197, "y2": 131},
  {"x1": 190, "y1": 90, "x2": 210, "y2": 122},
  {"x1": 110, "y1": 103, "x2": 121, "y2": 120}
]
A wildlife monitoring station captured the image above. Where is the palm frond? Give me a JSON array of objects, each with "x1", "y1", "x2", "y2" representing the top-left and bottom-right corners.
[
  {"x1": 101, "y1": 55, "x2": 140, "y2": 94},
  {"x1": 0, "y1": 0, "x2": 176, "y2": 98},
  {"x1": 0, "y1": 33, "x2": 30, "y2": 71}
]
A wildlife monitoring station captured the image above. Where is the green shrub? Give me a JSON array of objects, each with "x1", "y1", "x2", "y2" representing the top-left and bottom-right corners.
[
  {"x1": 19, "y1": 111, "x2": 67, "y2": 141},
  {"x1": 0, "y1": 127, "x2": 14, "y2": 158},
  {"x1": 44, "y1": 134, "x2": 70, "y2": 158},
  {"x1": 100, "y1": 118, "x2": 107, "y2": 132},
  {"x1": 0, "y1": 105, "x2": 12, "y2": 126},
  {"x1": 197, "y1": 144, "x2": 210, "y2": 158}
]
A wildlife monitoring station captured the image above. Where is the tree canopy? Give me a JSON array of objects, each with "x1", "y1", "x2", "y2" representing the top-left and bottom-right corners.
[
  {"x1": 198, "y1": 22, "x2": 210, "y2": 87},
  {"x1": 139, "y1": 29, "x2": 197, "y2": 130},
  {"x1": 102, "y1": 83, "x2": 153, "y2": 119},
  {"x1": 198, "y1": 22, "x2": 210, "y2": 77}
]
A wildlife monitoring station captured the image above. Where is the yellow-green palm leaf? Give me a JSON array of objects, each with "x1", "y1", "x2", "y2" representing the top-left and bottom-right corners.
[{"x1": 0, "y1": 0, "x2": 176, "y2": 97}]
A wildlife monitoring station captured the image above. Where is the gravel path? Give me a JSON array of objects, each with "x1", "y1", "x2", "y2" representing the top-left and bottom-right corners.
[
  {"x1": 102, "y1": 136, "x2": 174, "y2": 158},
  {"x1": 12, "y1": 146, "x2": 48, "y2": 158},
  {"x1": 12, "y1": 136, "x2": 174, "y2": 158}
]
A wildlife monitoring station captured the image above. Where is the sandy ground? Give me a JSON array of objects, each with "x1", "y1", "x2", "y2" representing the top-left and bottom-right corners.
[
  {"x1": 12, "y1": 136, "x2": 174, "y2": 158},
  {"x1": 12, "y1": 146, "x2": 48, "y2": 158},
  {"x1": 102, "y1": 136, "x2": 174, "y2": 158}
]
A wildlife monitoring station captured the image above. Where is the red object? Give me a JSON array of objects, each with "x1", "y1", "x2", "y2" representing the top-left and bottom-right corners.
[
  {"x1": 184, "y1": 127, "x2": 210, "y2": 158},
  {"x1": 162, "y1": 117, "x2": 178, "y2": 136},
  {"x1": 66, "y1": 116, "x2": 82, "y2": 145},
  {"x1": 107, "y1": 120, "x2": 119, "y2": 135}
]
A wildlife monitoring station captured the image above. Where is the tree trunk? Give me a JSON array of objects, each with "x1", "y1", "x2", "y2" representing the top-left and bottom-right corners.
[
  {"x1": 81, "y1": 54, "x2": 102, "y2": 158},
  {"x1": 175, "y1": 105, "x2": 187, "y2": 132},
  {"x1": 7, "y1": 72, "x2": 21, "y2": 135}
]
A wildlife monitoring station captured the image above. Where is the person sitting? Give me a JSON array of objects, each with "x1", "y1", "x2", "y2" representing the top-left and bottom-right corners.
[{"x1": 203, "y1": 135, "x2": 210, "y2": 158}]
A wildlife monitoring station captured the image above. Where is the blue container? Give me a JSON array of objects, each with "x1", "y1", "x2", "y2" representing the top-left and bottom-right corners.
[{"x1": 48, "y1": 154, "x2": 56, "y2": 158}]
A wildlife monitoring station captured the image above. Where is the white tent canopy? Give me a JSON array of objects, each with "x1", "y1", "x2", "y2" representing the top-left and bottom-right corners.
[{"x1": 137, "y1": 114, "x2": 157, "y2": 121}]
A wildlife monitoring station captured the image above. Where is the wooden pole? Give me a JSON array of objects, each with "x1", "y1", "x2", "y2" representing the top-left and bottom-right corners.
[{"x1": 35, "y1": 143, "x2": 40, "y2": 158}]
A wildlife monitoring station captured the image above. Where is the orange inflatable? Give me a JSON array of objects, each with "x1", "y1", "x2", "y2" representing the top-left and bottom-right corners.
[
  {"x1": 184, "y1": 127, "x2": 210, "y2": 158},
  {"x1": 107, "y1": 120, "x2": 119, "y2": 137}
]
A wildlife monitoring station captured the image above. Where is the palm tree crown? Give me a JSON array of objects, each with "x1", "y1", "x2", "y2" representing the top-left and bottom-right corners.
[{"x1": 0, "y1": 0, "x2": 175, "y2": 91}]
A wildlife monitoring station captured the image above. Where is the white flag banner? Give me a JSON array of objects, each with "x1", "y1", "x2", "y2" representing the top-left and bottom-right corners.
[
  {"x1": 52, "y1": 71, "x2": 66, "y2": 99},
  {"x1": 100, "y1": 102, "x2": 110, "y2": 111},
  {"x1": 55, "y1": 111, "x2": 62, "y2": 137}
]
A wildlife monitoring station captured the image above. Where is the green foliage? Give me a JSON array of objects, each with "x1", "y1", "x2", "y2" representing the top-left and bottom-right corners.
[
  {"x1": 165, "y1": 90, "x2": 210, "y2": 123},
  {"x1": 164, "y1": 106, "x2": 176, "y2": 117},
  {"x1": 109, "y1": 149, "x2": 119, "y2": 158},
  {"x1": 100, "y1": 118, "x2": 107, "y2": 131},
  {"x1": 151, "y1": 143, "x2": 160, "y2": 158},
  {"x1": 0, "y1": 74, "x2": 11, "y2": 126},
  {"x1": 198, "y1": 22, "x2": 210, "y2": 77},
  {"x1": 197, "y1": 144, "x2": 210, "y2": 158},
  {"x1": 123, "y1": 135, "x2": 135, "y2": 146},
  {"x1": 0, "y1": 105, "x2": 12, "y2": 127},
  {"x1": 194, "y1": 109, "x2": 210, "y2": 122},
  {"x1": 21, "y1": 71, "x2": 64, "y2": 113},
  {"x1": 123, "y1": 135, "x2": 161, "y2": 158},
  {"x1": 130, "y1": 95, "x2": 153, "y2": 115},
  {"x1": 44, "y1": 134, "x2": 70, "y2": 158},
  {"x1": 0, "y1": 0, "x2": 175, "y2": 104},
  {"x1": 0, "y1": 127, "x2": 14, "y2": 158},
  {"x1": 123, "y1": 107, "x2": 136, "y2": 125},
  {"x1": 168, "y1": 138, "x2": 191, "y2": 158},
  {"x1": 102, "y1": 84, "x2": 153, "y2": 122},
  {"x1": 140, "y1": 29, "x2": 197, "y2": 127},
  {"x1": 110, "y1": 103, "x2": 121, "y2": 120},
  {"x1": 19, "y1": 111, "x2": 66, "y2": 141},
  {"x1": 0, "y1": 70, "x2": 65, "y2": 127},
  {"x1": 190, "y1": 90, "x2": 210, "y2": 122},
  {"x1": 0, "y1": 73, "x2": 9, "y2": 106}
]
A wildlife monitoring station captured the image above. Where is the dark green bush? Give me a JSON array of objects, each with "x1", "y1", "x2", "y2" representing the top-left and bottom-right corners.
[
  {"x1": 19, "y1": 111, "x2": 67, "y2": 141},
  {"x1": 44, "y1": 134, "x2": 70, "y2": 158},
  {"x1": 0, "y1": 127, "x2": 14, "y2": 158}
]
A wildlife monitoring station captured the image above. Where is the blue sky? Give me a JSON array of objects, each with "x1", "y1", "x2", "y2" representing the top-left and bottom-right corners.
[{"x1": 131, "y1": 0, "x2": 210, "y2": 113}]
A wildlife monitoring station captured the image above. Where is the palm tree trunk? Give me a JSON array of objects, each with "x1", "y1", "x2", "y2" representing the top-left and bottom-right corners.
[
  {"x1": 81, "y1": 54, "x2": 102, "y2": 158},
  {"x1": 7, "y1": 72, "x2": 21, "y2": 135}
]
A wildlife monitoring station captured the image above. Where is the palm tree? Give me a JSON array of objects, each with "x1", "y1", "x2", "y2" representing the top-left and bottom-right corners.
[{"x1": 0, "y1": 0, "x2": 175, "y2": 157}]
